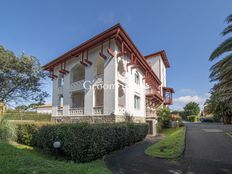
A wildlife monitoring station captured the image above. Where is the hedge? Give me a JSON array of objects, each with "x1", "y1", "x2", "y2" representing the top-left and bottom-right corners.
[
  {"x1": 16, "y1": 122, "x2": 54, "y2": 146},
  {"x1": 35, "y1": 123, "x2": 148, "y2": 162},
  {"x1": 187, "y1": 115, "x2": 200, "y2": 122},
  {"x1": 4, "y1": 112, "x2": 51, "y2": 121}
]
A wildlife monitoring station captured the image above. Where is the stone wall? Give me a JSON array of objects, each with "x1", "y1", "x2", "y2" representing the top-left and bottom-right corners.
[{"x1": 51, "y1": 115, "x2": 146, "y2": 124}]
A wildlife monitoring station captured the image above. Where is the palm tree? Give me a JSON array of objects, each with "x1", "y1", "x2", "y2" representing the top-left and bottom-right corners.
[
  {"x1": 208, "y1": 14, "x2": 232, "y2": 124},
  {"x1": 209, "y1": 14, "x2": 232, "y2": 104}
]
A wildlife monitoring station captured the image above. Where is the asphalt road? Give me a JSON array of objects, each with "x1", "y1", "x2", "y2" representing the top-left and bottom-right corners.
[{"x1": 106, "y1": 123, "x2": 232, "y2": 174}]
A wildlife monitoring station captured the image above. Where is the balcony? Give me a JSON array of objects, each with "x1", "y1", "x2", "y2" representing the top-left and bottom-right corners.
[
  {"x1": 70, "y1": 80, "x2": 85, "y2": 91},
  {"x1": 93, "y1": 106, "x2": 104, "y2": 115},
  {"x1": 146, "y1": 88, "x2": 163, "y2": 101},
  {"x1": 163, "y1": 87, "x2": 174, "y2": 105},
  {"x1": 69, "y1": 107, "x2": 84, "y2": 116},
  {"x1": 57, "y1": 109, "x2": 63, "y2": 116}
]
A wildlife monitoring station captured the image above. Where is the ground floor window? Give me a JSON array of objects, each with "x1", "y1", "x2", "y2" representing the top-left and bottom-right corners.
[
  {"x1": 94, "y1": 86, "x2": 104, "y2": 106},
  {"x1": 134, "y1": 95, "x2": 140, "y2": 109},
  {"x1": 118, "y1": 84, "x2": 125, "y2": 107},
  {"x1": 71, "y1": 91, "x2": 85, "y2": 108}
]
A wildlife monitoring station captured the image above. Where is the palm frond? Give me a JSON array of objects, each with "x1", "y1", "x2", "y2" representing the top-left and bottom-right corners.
[
  {"x1": 209, "y1": 37, "x2": 232, "y2": 61},
  {"x1": 222, "y1": 25, "x2": 232, "y2": 36},
  {"x1": 209, "y1": 54, "x2": 232, "y2": 81},
  {"x1": 226, "y1": 14, "x2": 232, "y2": 23}
]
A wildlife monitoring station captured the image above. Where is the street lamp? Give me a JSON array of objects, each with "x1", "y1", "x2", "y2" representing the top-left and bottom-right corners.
[{"x1": 53, "y1": 141, "x2": 61, "y2": 159}]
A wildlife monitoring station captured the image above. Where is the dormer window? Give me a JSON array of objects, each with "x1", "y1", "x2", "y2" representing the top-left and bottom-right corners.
[{"x1": 135, "y1": 71, "x2": 140, "y2": 84}]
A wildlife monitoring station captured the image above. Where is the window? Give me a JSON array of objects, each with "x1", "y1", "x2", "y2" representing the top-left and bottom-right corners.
[
  {"x1": 135, "y1": 71, "x2": 140, "y2": 84},
  {"x1": 134, "y1": 95, "x2": 140, "y2": 109},
  {"x1": 71, "y1": 64, "x2": 85, "y2": 83},
  {"x1": 118, "y1": 84, "x2": 125, "y2": 107},
  {"x1": 97, "y1": 56, "x2": 104, "y2": 75},
  {"x1": 58, "y1": 74, "x2": 64, "y2": 87},
  {"x1": 94, "y1": 86, "x2": 104, "y2": 106},
  {"x1": 58, "y1": 95, "x2": 63, "y2": 109},
  {"x1": 72, "y1": 91, "x2": 85, "y2": 108}
]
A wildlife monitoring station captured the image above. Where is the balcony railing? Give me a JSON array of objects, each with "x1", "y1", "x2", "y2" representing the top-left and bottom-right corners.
[
  {"x1": 70, "y1": 80, "x2": 85, "y2": 91},
  {"x1": 57, "y1": 109, "x2": 63, "y2": 116},
  {"x1": 146, "y1": 88, "x2": 163, "y2": 101},
  {"x1": 93, "y1": 106, "x2": 103, "y2": 115},
  {"x1": 69, "y1": 107, "x2": 84, "y2": 116},
  {"x1": 163, "y1": 87, "x2": 174, "y2": 105},
  {"x1": 118, "y1": 105, "x2": 125, "y2": 115}
]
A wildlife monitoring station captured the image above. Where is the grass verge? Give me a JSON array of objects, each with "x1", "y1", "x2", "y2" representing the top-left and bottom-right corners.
[
  {"x1": 0, "y1": 142, "x2": 111, "y2": 174},
  {"x1": 226, "y1": 132, "x2": 232, "y2": 138},
  {"x1": 145, "y1": 127, "x2": 185, "y2": 159}
]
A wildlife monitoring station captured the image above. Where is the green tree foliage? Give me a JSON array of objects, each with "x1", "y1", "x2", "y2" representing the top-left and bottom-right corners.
[
  {"x1": 0, "y1": 45, "x2": 48, "y2": 104},
  {"x1": 0, "y1": 116, "x2": 16, "y2": 142},
  {"x1": 157, "y1": 107, "x2": 171, "y2": 128},
  {"x1": 206, "y1": 14, "x2": 232, "y2": 124},
  {"x1": 183, "y1": 102, "x2": 200, "y2": 117},
  {"x1": 204, "y1": 91, "x2": 232, "y2": 124}
]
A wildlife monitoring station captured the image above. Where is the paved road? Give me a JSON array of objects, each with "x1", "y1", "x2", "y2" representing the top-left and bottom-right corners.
[{"x1": 106, "y1": 123, "x2": 232, "y2": 174}]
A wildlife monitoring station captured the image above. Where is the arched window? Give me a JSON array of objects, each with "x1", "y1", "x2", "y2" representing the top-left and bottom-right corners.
[
  {"x1": 135, "y1": 71, "x2": 140, "y2": 84},
  {"x1": 71, "y1": 64, "x2": 85, "y2": 83}
]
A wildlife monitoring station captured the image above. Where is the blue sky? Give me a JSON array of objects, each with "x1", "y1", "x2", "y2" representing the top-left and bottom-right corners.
[{"x1": 0, "y1": 0, "x2": 231, "y2": 110}]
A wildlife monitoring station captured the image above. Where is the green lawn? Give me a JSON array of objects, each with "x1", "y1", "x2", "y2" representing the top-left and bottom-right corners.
[
  {"x1": 0, "y1": 142, "x2": 111, "y2": 174},
  {"x1": 145, "y1": 127, "x2": 185, "y2": 159}
]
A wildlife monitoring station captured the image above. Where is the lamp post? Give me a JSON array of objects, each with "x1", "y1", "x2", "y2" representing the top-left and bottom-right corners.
[{"x1": 53, "y1": 141, "x2": 61, "y2": 159}]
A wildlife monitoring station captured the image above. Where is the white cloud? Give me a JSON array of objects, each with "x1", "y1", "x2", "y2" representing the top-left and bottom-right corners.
[
  {"x1": 178, "y1": 88, "x2": 197, "y2": 95},
  {"x1": 174, "y1": 95, "x2": 206, "y2": 104},
  {"x1": 172, "y1": 95, "x2": 208, "y2": 110},
  {"x1": 171, "y1": 89, "x2": 210, "y2": 110}
]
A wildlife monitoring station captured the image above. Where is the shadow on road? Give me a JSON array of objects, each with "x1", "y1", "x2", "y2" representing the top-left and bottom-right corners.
[{"x1": 106, "y1": 123, "x2": 232, "y2": 174}]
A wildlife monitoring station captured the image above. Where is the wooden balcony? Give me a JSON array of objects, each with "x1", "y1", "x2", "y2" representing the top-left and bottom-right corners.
[{"x1": 163, "y1": 87, "x2": 174, "y2": 105}]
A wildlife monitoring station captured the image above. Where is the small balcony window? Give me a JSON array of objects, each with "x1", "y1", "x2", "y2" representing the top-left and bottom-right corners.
[
  {"x1": 135, "y1": 71, "x2": 140, "y2": 84},
  {"x1": 134, "y1": 95, "x2": 140, "y2": 109},
  {"x1": 58, "y1": 74, "x2": 64, "y2": 87},
  {"x1": 71, "y1": 64, "x2": 85, "y2": 83}
]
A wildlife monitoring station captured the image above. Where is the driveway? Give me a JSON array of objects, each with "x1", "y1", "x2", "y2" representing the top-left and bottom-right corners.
[{"x1": 106, "y1": 123, "x2": 232, "y2": 174}]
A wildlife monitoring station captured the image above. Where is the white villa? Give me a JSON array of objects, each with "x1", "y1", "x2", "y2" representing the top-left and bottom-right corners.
[{"x1": 44, "y1": 24, "x2": 174, "y2": 135}]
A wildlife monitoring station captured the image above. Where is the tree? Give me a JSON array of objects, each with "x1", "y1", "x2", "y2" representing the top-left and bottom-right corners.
[
  {"x1": 157, "y1": 107, "x2": 171, "y2": 128},
  {"x1": 183, "y1": 102, "x2": 200, "y2": 116},
  {"x1": 0, "y1": 45, "x2": 48, "y2": 104},
  {"x1": 204, "y1": 90, "x2": 232, "y2": 124},
  {"x1": 209, "y1": 14, "x2": 232, "y2": 104}
]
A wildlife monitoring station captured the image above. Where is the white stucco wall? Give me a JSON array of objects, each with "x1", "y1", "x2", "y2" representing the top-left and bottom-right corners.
[
  {"x1": 146, "y1": 55, "x2": 167, "y2": 96},
  {"x1": 51, "y1": 39, "x2": 147, "y2": 118}
]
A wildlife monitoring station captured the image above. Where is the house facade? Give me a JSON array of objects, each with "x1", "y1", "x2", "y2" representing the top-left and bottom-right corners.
[
  {"x1": 35, "y1": 104, "x2": 52, "y2": 114},
  {"x1": 44, "y1": 24, "x2": 174, "y2": 135}
]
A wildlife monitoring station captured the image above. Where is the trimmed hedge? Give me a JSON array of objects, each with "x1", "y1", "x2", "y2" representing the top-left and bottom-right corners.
[
  {"x1": 16, "y1": 122, "x2": 54, "y2": 146},
  {"x1": 35, "y1": 123, "x2": 148, "y2": 162},
  {"x1": 4, "y1": 112, "x2": 51, "y2": 121}
]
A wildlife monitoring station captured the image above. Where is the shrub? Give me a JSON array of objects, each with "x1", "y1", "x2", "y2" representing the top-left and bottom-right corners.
[
  {"x1": 0, "y1": 116, "x2": 16, "y2": 142},
  {"x1": 16, "y1": 122, "x2": 53, "y2": 146},
  {"x1": 16, "y1": 124, "x2": 40, "y2": 146},
  {"x1": 4, "y1": 111, "x2": 51, "y2": 121},
  {"x1": 187, "y1": 115, "x2": 200, "y2": 122},
  {"x1": 157, "y1": 107, "x2": 171, "y2": 128},
  {"x1": 35, "y1": 123, "x2": 148, "y2": 162}
]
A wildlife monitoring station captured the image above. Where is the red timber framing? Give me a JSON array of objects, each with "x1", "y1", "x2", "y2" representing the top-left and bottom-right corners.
[
  {"x1": 144, "y1": 50, "x2": 170, "y2": 68},
  {"x1": 163, "y1": 87, "x2": 174, "y2": 105},
  {"x1": 43, "y1": 24, "x2": 162, "y2": 96}
]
